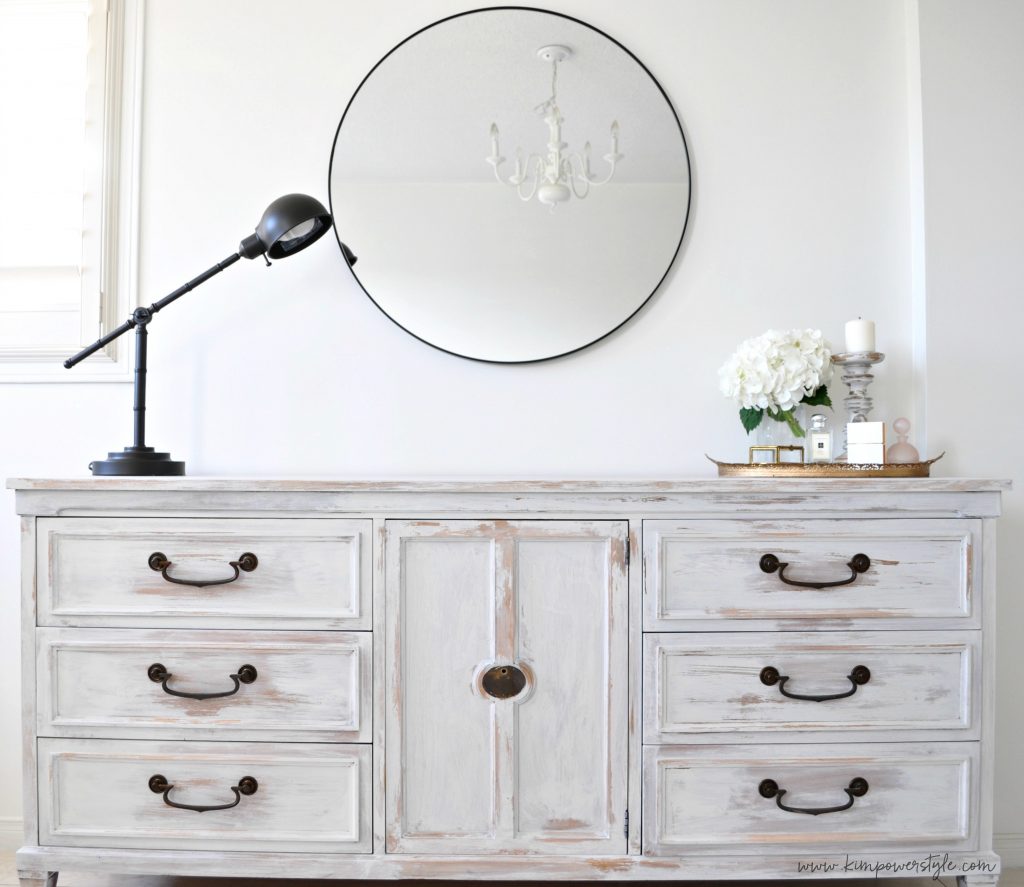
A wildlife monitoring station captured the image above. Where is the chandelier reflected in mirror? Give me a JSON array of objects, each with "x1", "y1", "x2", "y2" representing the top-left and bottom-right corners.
[{"x1": 486, "y1": 45, "x2": 623, "y2": 209}]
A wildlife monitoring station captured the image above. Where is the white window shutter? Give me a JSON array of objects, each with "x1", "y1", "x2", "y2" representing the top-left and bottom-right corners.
[{"x1": 0, "y1": 0, "x2": 143, "y2": 381}]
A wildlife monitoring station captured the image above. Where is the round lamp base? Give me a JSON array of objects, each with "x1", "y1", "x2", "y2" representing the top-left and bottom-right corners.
[{"x1": 89, "y1": 446, "x2": 185, "y2": 476}]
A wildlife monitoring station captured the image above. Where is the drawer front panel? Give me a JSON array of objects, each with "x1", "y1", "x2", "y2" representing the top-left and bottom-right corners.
[
  {"x1": 37, "y1": 629, "x2": 371, "y2": 741},
  {"x1": 644, "y1": 631, "x2": 977, "y2": 741},
  {"x1": 38, "y1": 517, "x2": 371, "y2": 628},
  {"x1": 39, "y1": 739, "x2": 371, "y2": 852},
  {"x1": 644, "y1": 519, "x2": 978, "y2": 629},
  {"x1": 644, "y1": 742, "x2": 977, "y2": 855}
]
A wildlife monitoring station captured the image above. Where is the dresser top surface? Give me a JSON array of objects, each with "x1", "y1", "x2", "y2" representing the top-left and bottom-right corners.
[{"x1": 6, "y1": 476, "x2": 1011, "y2": 493}]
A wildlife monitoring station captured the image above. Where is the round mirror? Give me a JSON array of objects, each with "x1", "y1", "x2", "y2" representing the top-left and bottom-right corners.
[{"x1": 329, "y1": 7, "x2": 690, "y2": 363}]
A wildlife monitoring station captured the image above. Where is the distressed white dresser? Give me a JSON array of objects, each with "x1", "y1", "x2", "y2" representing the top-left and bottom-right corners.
[{"x1": 9, "y1": 478, "x2": 1007, "y2": 887}]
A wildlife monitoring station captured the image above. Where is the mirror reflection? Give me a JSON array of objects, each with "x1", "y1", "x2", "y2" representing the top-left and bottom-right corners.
[{"x1": 330, "y1": 8, "x2": 690, "y2": 363}]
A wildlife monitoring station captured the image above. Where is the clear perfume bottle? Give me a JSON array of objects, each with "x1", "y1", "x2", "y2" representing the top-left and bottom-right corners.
[{"x1": 809, "y1": 413, "x2": 833, "y2": 463}]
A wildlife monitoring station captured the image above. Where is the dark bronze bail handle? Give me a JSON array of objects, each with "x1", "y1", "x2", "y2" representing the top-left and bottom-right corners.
[
  {"x1": 148, "y1": 551, "x2": 258, "y2": 587},
  {"x1": 759, "y1": 552, "x2": 871, "y2": 589},
  {"x1": 760, "y1": 664, "x2": 871, "y2": 702},
  {"x1": 148, "y1": 774, "x2": 258, "y2": 813},
  {"x1": 481, "y1": 664, "x2": 527, "y2": 699},
  {"x1": 148, "y1": 663, "x2": 257, "y2": 700},
  {"x1": 758, "y1": 777, "x2": 869, "y2": 816}
]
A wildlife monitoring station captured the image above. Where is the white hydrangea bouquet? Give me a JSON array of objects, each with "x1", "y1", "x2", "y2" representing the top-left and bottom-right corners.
[{"x1": 718, "y1": 328, "x2": 833, "y2": 437}]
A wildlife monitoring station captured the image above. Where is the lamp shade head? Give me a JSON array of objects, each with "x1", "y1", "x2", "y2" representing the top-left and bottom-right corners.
[{"x1": 239, "y1": 193, "x2": 332, "y2": 260}]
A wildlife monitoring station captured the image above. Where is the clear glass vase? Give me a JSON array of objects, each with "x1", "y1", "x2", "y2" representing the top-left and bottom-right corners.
[{"x1": 751, "y1": 405, "x2": 808, "y2": 459}]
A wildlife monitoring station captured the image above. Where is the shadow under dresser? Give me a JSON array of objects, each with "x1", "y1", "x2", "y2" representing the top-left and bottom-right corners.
[{"x1": 8, "y1": 477, "x2": 1008, "y2": 887}]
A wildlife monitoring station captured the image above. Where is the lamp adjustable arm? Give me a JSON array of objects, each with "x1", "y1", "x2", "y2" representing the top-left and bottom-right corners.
[
  {"x1": 64, "y1": 252, "x2": 242, "y2": 369},
  {"x1": 63, "y1": 316, "x2": 138, "y2": 369}
]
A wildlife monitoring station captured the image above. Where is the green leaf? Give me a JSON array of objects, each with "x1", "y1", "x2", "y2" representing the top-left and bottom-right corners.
[
  {"x1": 801, "y1": 385, "x2": 833, "y2": 408},
  {"x1": 740, "y1": 408, "x2": 763, "y2": 433}
]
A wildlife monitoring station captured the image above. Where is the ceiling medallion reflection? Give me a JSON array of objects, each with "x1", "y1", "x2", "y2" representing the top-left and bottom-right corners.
[{"x1": 486, "y1": 45, "x2": 623, "y2": 209}]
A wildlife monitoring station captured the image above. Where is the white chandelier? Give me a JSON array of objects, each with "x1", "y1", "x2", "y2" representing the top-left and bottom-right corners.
[{"x1": 486, "y1": 45, "x2": 623, "y2": 208}]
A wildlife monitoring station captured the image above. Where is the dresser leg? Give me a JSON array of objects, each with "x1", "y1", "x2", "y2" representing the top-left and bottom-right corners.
[
  {"x1": 957, "y1": 875, "x2": 999, "y2": 887},
  {"x1": 18, "y1": 872, "x2": 58, "y2": 887}
]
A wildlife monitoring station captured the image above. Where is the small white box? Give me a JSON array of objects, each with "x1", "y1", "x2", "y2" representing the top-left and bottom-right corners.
[
  {"x1": 847, "y1": 421, "x2": 886, "y2": 463},
  {"x1": 848, "y1": 442, "x2": 886, "y2": 464},
  {"x1": 847, "y1": 421, "x2": 886, "y2": 445}
]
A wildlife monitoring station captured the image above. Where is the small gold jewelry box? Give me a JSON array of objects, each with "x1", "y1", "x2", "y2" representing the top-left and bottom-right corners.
[{"x1": 749, "y1": 444, "x2": 805, "y2": 465}]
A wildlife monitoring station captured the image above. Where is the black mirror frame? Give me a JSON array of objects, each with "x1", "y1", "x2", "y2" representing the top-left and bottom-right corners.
[{"x1": 328, "y1": 5, "x2": 692, "y2": 364}]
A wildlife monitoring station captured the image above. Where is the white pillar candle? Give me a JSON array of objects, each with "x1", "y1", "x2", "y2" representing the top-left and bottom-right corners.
[{"x1": 844, "y1": 318, "x2": 876, "y2": 353}]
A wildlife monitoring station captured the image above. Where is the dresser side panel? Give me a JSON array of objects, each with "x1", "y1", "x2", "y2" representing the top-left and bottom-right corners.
[{"x1": 20, "y1": 515, "x2": 39, "y2": 846}]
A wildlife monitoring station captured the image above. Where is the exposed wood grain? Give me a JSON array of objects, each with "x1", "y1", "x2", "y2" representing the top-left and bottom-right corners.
[
  {"x1": 16, "y1": 874, "x2": 56, "y2": 887},
  {"x1": 385, "y1": 520, "x2": 628, "y2": 855},
  {"x1": 644, "y1": 518, "x2": 981, "y2": 630},
  {"x1": 644, "y1": 630, "x2": 979, "y2": 742},
  {"x1": 20, "y1": 516, "x2": 39, "y2": 845},
  {"x1": 12, "y1": 844, "x2": 1004, "y2": 881},
  {"x1": 643, "y1": 742, "x2": 979, "y2": 855},
  {"x1": 960, "y1": 875, "x2": 1001, "y2": 887},
  {"x1": 11, "y1": 480, "x2": 1004, "y2": 884},
  {"x1": 7, "y1": 477, "x2": 1013, "y2": 493},
  {"x1": 10, "y1": 486, "x2": 1007, "y2": 521},
  {"x1": 37, "y1": 739, "x2": 371, "y2": 853},
  {"x1": 36, "y1": 517, "x2": 371, "y2": 629},
  {"x1": 979, "y1": 519, "x2": 999, "y2": 850},
  {"x1": 36, "y1": 629, "x2": 372, "y2": 741}
]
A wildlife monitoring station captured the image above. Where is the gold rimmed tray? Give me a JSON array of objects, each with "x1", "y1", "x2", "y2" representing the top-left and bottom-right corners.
[{"x1": 706, "y1": 453, "x2": 945, "y2": 478}]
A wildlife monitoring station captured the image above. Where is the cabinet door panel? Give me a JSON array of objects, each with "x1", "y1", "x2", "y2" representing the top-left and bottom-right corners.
[
  {"x1": 386, "y1": 520, "x2": 628, "y2": 855},
  {"x1": 401, "y1": 537, "x2": 495, "y2": 838},
  {"x1": 515, "y1": 537, "x2": 616, "y2": 839}
]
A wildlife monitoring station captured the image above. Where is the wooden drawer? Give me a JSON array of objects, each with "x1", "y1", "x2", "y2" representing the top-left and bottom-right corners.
[
  {"x1": 643, "y1": 742, "x2": 978, "y2": 855},
  {"x1": 37, "y1": 517, "x2": 371, "y2": 628},
  {"x1": 37, "y1": 629, "x2": 371, "y2": 741},
  {"x1": 644, "y1": 519, "x2": 979, "y2": 630},
  {"x1": 38, "y1": 739, "x2": 371, "y2": 852},
  {"x1": 644, "y1": 631, "x2": 978, "y2": 742}
]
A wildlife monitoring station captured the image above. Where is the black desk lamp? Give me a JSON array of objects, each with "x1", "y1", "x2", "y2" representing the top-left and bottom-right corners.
[{"x1": 65, "y1": 193, "x2": 352, "y2": 476}]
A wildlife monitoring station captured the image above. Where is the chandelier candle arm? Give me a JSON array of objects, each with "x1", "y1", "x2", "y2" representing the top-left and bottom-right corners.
[{"x1": 486, "y1": 44, "x2": 623, "y2": 208}]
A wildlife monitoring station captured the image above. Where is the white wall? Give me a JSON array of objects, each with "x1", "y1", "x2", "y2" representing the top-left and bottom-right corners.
[
  {"x1": 917, "y1": 0, "x2": 1024, "y2": 847},
  {"x1": 0, "y1": 0, "x2": 1020, "y2": 852}
]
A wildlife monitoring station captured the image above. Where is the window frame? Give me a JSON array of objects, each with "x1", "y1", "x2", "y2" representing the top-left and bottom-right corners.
[{"x1": 0, "y1": 0, "x2": 143, "y2": 382}]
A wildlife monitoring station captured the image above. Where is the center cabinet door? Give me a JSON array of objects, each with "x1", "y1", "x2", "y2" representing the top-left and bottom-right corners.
[{"x1": 385, "y1": 520, "x2": 629, "y2": 855}]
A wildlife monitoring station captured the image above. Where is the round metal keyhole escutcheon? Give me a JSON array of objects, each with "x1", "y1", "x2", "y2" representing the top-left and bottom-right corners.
[{"x1": 481, "y1": 664, "x2": 527, "y2": 700}]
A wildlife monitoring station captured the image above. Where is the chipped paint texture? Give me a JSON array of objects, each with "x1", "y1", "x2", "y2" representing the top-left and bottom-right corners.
[
  {"x1": 36, "y1": 517, "x2": 372, "y2": 629},
  {"x1": 643, "y1": 742, "x2": 978, "y2": 854},
  {"x1": 644, "y1": 631, "x2": 977, "y2": 742},
  {"x1": 11, "y1": 481, "x2": 1003, "y2": 884},
  {"x1": 644, "y1": 518, "x2": 981, "y2": 631},
  {"x1": 385, "y1": 520, "x2": 628, "y2": 855}
]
